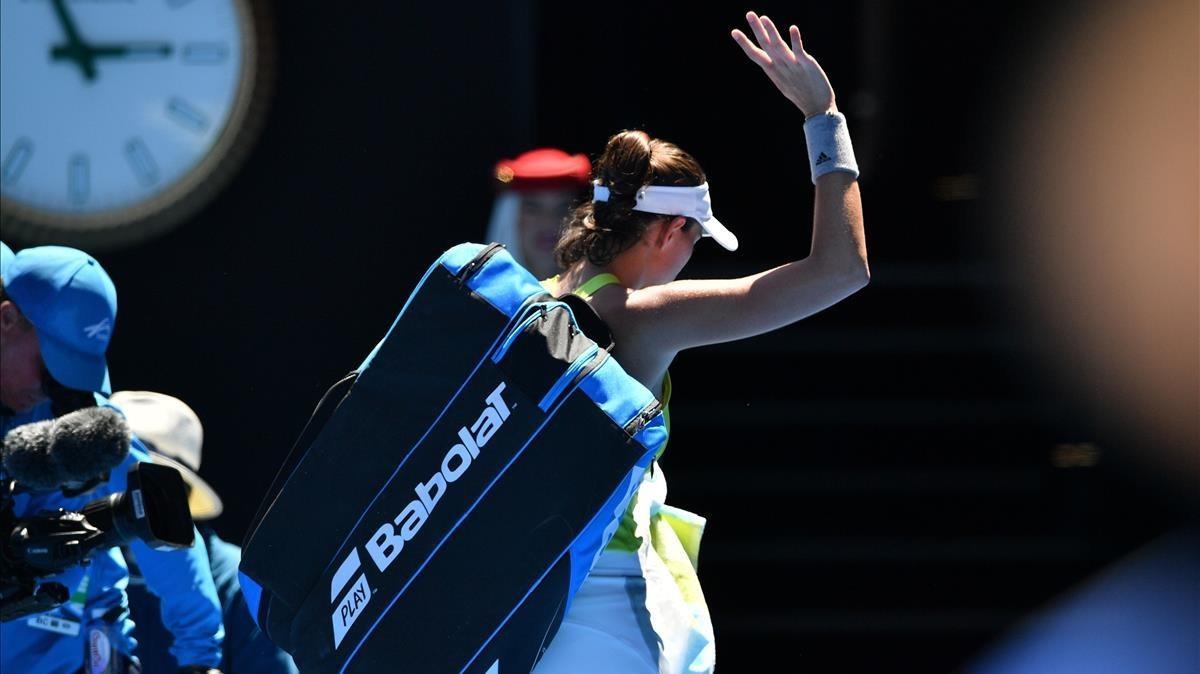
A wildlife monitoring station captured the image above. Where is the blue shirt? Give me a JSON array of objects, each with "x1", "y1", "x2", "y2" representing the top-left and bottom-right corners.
[
  {"x1": 127, "y1": 526, "x2": 298, "y2": 674},
  {"x1": 1, "y1": 399, "x2": 225, "y2": 672}
]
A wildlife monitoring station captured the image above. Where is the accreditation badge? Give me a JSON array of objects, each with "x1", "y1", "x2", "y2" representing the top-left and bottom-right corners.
[{"x1": 25, "y1": 611, "x2": 81, "y2": 637}]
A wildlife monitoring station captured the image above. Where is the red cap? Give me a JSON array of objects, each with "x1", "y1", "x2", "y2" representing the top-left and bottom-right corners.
[{"x1": 494, "y1": 148, "x2": 591, "y2": 192}]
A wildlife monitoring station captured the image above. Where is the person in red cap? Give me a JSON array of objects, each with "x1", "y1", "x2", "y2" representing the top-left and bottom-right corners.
[{"x1": 486, "y1": 148, "x2": 592, "y2": 279}]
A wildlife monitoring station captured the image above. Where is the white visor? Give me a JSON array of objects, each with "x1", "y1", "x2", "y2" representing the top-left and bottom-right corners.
[{"x1": 593, "y1": 180, "x2": 738, "y2": 251}]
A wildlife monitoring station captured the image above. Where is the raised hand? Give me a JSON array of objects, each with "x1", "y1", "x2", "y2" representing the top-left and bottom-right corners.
[{"x1": 731, "y1": 12, "x2": 837, "y2": 119}]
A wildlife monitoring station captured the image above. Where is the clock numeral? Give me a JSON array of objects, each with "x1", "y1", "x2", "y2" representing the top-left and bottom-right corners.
[
  {"x1": 182, "y1": 42, "x2": 230, "y2": 65},
  {"x1": 68, "y1": 154, "x2": 90, "y2": 205},
  {"x1": 1, "y1": 138, "x2": 33, "y2": 187},
  {"x1": 166, "y1": 97, "x2": 210, "y2": 132},
  {"x1": 125, "y1": 138, "x2": 160, "y2": 187}
]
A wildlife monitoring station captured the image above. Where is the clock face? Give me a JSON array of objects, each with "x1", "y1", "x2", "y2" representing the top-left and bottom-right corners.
[{"x1": 0, "y1": 0, "x2": 263, "y2": 247}]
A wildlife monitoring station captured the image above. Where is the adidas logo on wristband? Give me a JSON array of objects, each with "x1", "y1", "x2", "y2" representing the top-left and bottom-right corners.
[{"x1": 804, "y1": 111, "x2": 859, "y2": 183}]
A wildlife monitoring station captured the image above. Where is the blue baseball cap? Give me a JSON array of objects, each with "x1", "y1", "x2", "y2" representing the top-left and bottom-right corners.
[
  {"x1": 3, "y1": 246, "x2": 117, "y2": 394},
  {"x1": 0, "y1": 241, "x2": 13, "y2": 277}
]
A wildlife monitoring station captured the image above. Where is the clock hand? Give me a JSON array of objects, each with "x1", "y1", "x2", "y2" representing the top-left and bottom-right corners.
[
  {"x1": 48, "y1": 0, "x2": 87, "y2": 47},
  {"x1": 47, "y1": 0, "x2": 96, "y2": 81},
  {"x1": 52, "y1": 42, "x2": 174, "y2": 61}
]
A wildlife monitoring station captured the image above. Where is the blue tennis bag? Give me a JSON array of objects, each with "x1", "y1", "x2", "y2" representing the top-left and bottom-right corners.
[{"x1": 239, "y1": 243, "x2": 667, "y2": 673}]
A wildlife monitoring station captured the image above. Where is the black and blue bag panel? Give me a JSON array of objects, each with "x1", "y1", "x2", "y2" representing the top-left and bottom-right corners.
[{"x1": 239, "y1": 243, "x2": 667, "y2": 674}]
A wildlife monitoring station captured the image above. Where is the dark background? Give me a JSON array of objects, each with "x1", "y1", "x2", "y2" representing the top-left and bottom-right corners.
[{"x1": 65, "y1": 1, "x2": 1194, "y2": 671}]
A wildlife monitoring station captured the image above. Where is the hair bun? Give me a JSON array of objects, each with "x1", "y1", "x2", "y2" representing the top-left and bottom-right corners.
[
  {"x1": 556, "y1": 129, "x2": 705, "y2": 269},
  {"x1": 597, "y1": 130, "x2": 653, "y2": 208}
]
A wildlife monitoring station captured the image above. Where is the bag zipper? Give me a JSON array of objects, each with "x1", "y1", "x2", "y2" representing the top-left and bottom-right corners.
[
  {"x1": 491, "y1": 301, "x2": 581, "y2": 364},
  {"x1": 623, "y1": 400, "x2": 663, "y2": 436},
  {"x1": 538, "y1": 345, "x2": 603, "y2": 412},
  {"x1": 455, "y1": 242, "x2": 506, "y2": 286}
]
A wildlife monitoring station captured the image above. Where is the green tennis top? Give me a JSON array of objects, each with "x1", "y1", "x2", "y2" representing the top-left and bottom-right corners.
[{"x1": 542, "y1": 273, "x2": 670, "y2": 553}]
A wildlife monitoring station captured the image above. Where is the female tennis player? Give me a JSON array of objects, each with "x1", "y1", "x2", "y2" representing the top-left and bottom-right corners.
[{"x1": 532, "y1": 11, "x2": 868, "y2": 674}]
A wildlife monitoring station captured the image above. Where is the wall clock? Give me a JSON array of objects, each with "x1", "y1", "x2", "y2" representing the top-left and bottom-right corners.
[{"x1": 0, "y1": 0, "x2": 272, "y2": 249}]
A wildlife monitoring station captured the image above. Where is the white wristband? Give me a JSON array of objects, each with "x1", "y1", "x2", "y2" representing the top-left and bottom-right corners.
[{"x1": 803, "y1": 111, "x2": 859, "y2": 184}]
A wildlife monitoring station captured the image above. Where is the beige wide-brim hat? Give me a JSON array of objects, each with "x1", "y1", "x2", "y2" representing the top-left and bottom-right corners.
[{"x1": 110, "y1": 390, "x2": 224, "y2": 520}]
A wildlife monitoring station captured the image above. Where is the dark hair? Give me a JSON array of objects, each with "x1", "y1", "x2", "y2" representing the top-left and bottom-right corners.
[
  {"x1": 0, "y1": 279, "x2": 31, "y2": 328},
  {"x1": 555, "y1": 130, "x2": 706, "y2": 268}
]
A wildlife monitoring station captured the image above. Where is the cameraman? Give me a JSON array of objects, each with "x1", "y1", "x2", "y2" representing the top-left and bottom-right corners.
[
  {"x1": 0, "y1": 245, "x2": 225, "y2": 674},
  {"x1": 112, "y1": 390, "x2": 298, "y2": 674}
]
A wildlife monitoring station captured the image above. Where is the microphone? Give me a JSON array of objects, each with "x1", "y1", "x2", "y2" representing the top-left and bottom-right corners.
[{"x1": 1, "y1": 407, "x2": 131, "y2": 491}]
